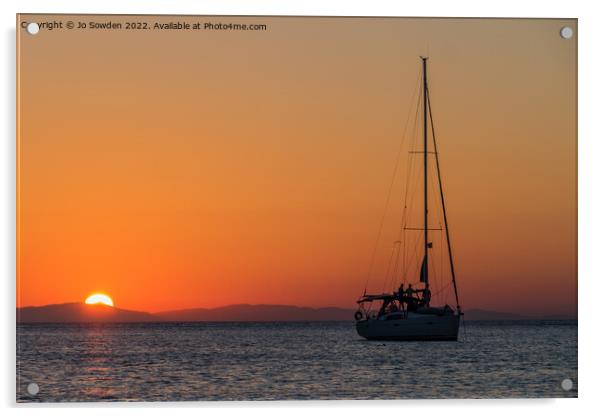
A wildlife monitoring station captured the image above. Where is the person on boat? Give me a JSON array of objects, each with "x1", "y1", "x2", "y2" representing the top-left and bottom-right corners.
[
  {"x1": 405, "y1": 284, "x2": 418, "y2": 311},
  {"x1": 397, "y1": 283, "x2": 405, "y2": 302}
]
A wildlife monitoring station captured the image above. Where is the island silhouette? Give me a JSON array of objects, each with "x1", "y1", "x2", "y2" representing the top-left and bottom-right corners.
[{"x1": 16, "y1": 303, "x2": 575, "y2": 323}]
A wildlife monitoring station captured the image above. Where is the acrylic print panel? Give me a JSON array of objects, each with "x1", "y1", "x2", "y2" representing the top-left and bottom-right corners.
[{"x1": 16, "y1": 14, "x2": 577, "y2": 401}]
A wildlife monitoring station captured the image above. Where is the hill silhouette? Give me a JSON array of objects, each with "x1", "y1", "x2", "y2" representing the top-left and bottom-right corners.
[
  {"x1": 17, "y1": 302, "x2": 158, "y2": 323},
  {"x1": 16, "y1": 303, "x2": 575, "y2": 323}
]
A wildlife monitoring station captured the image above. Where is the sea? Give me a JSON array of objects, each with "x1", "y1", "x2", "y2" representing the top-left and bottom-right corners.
[{"x1": 16, "y1": 320, "x2": 577, "y2": 402}]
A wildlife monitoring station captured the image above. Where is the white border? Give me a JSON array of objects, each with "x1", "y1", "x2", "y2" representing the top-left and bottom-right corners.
[{"x1": 2, "y1": 0, "x2": 601, "y2": 414}]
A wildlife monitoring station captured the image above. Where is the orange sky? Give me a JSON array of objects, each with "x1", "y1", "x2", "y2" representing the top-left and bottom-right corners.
[{"x1": 17, "y1": 15, "x2": 576, "y2": 315}]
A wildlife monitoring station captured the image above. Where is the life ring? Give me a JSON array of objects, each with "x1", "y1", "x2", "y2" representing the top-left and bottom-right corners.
[{"x1": 354, "y1": 310, "x2": 363, "y2": 321}]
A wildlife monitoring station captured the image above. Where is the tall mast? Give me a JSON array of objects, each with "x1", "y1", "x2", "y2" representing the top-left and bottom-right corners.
[{"x1": 421, "y1": 56, "x2": 429, "y2": 286}]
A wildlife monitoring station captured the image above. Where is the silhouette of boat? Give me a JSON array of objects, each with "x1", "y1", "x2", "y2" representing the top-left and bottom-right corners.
[{"x1": 355, "y1": 57, "x2": 462, "y2": 341}]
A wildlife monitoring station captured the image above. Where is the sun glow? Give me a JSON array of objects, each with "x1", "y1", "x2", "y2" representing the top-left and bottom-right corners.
[{"x1": 85, "y1": 293, "x2": 114, "y2": 307}]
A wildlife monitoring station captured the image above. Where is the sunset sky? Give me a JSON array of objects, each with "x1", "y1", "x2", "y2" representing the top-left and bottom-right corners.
[{"x1": 17, "y1": 15, "x2": 576, "y2": 315}]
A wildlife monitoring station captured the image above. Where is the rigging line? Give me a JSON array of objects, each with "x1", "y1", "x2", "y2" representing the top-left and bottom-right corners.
[
  {"x1": 426, "y1": 140, "x2": 444, "y2": 225},
  {"x1": 427, "y1": 154, "x2": 441, "y2": 228},
  {"x1": 432, "y1": 281, "x2": 451, "y2": 297},
  {"x1": 393, "y1": 69, "x2": 423, "y2": 290},
  {"x1": 383, "y1": 241, "x2": 401, "y2": 293},
  {"x1": 401, "y1": 181, "x2": 421, "y2": 283},
  {"x1": 400, "y1": 73, "x2": 423, "y2": 236},
  {"x1": 427, "y1": 88, "x2": 461, "y2": 311},
  {"x1": 398, "y1": 233, "x2": 414, "y2": 286},
  {"x1": 402, "y1": 228, "x2": 407, "y2": 284},
  {"x1": 406, "y1": 229, "x2": 423, "y2": 284},
  {"x1": 426, "y1": 168, "x2": 443, "y2": 295},
  {"x1": 401, "y1": 221, "x2": 405, "y2": 276},
  {"x1": 388, "y1": 241, "x2": 403, "y2": 292},
  {"x1": 390, "y1": 72, "x2": 423, "y2": 292},
  {"x1": 399, "y1": 83, "x2": 423, "y2": 279},
  {"x1": 428, "y1": 236, "x2": 441, "y2": 292},
  {"x1": 363, "y1": 69, "x2": 422, "y2": 293},
  {"x1": 402, "y1": 231, "x2": 420, "y2": 280},
  {"x1": 381, "y1": 241, "x2": 400, "y2": 293},
  {"x1": 399, "y1": 148, "x2": 412, "y2": 266},
  {"x1": 429, "y1": 162, "x2": 449, "y2": 296},
  {"x1": 401, "y1": 70, "x2": 423, "y2": 227},
  {"x1": 425, "y1": 152, "x2": 443, "y2": 291},
  {"x1": 400, "y1": 225, "x2": 418, "y2": 285},
  {"x1": 402, "y1": 75, "x2": 423, "y2": 213},
  {"x1": 440, "y1": 226, "x2": 443, "y2": 292}
]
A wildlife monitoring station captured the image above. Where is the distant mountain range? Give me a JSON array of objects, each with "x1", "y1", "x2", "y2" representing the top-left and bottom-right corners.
[
  {"x1": 16, "y1": 303, "x2": 576, "y2": 323},
  {"x1": 17, "y1": 302, "x2": 157, "y2": 323}
]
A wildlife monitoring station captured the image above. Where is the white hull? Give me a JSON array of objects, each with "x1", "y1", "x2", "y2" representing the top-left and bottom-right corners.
[{"x1": 356, "y1": 312, "x2": 460, "y2": 341}]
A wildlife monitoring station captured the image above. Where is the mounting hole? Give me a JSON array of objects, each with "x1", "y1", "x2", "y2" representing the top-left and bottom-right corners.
[
  {"x1": 560, "y1": 26, "x2": 573, "y2": 39},
  {"x1": 26, "y1": 22, "x2": 40, "y2": 35},
  {"x1": 561, "y1": 378, "x2": 573, "y2": 391},
  {"x1": 27, "y1": 382, "x2": 39, "y2": 396}
]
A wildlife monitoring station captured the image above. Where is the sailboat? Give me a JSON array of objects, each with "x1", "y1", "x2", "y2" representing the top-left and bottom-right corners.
[{"x1": 355, "y1": 57, "x2": 462, "y2": 341}]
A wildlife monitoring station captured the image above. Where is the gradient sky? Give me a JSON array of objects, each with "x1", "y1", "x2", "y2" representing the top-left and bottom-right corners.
[{"x1": 17, "y1": 15, "x2": 576, "y2": 315}]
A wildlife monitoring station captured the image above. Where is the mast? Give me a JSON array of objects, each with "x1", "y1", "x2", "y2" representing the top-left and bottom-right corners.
[{"x1": 421, "y1": 56, "x2": 429, "y2": 286}]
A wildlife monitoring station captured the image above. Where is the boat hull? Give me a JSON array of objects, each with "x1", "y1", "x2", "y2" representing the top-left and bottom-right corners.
[{"x1": 355, "y1": 313, "x2": 460, "y2": 341}]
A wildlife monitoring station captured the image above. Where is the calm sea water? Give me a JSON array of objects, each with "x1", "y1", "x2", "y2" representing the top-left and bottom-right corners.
[{"x1": 16, "y1": 320, "x2": 577, "y2": 402}]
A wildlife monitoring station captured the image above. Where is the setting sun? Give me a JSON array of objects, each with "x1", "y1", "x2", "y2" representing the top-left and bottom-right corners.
[{"x1": 84, "y1": 294, "x2": 114, "y2": 307}]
